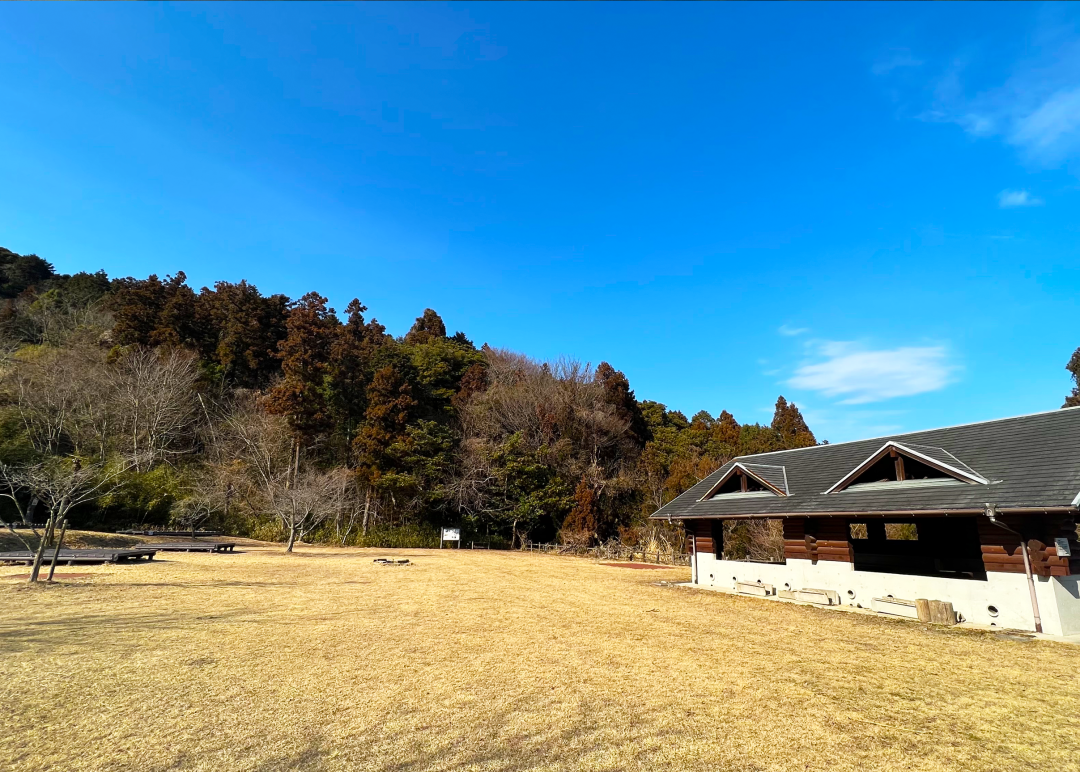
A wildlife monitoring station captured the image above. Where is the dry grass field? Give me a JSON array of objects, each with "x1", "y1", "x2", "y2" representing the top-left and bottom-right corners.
[{"x1": 1, "y1": 542, "x2": 1079, "y2": 772}]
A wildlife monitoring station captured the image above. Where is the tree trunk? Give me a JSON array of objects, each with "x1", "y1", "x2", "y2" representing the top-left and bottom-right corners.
[
  {"x1": 47, "y1": 518, "x2": 68, "y2": 582},
  {"x1": 24, "y1": 497, "x2": 38, "y2": 525},
  {"x1": 28, "y1": 513, "x2": 57, "y2": 583},
  {"x1": 285, "y1": 523, "x2": 297, "y2": 553},
  {"x1": 361, "y1": 489, "x2": 371, "y2": 536}
]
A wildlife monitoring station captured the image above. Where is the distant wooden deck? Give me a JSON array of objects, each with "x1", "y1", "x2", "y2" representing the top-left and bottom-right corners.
[
  {"x1": 117, "y1": 529, "x2": 224, "y2": 537},
  {"x1": 135, "y1": 542, "x2": 236, "y2": 553},
  {"x1": 0, "y1": 549, "x2": 158, "y2": 565}
]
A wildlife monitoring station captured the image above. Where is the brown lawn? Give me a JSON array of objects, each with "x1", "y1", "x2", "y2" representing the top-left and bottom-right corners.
[{"x1": 1, "y1": 542, "x2": 1078, "y2": 771}]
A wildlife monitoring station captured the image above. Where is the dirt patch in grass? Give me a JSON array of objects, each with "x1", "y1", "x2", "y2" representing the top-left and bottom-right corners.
[{"x1": 1, "y1": 543, "x2": 1079, "y2": 771}]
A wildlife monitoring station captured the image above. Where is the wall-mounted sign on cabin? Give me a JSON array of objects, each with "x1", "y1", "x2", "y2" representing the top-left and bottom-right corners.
[{"x1": 1056, "y1": 537, "x2": 1072, "y2": 557}]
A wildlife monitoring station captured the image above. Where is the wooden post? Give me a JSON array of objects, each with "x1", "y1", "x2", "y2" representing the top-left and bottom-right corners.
[
  {"x1": 915, "y1": 598, "x2": 931, "y2": 623},
  {"x1": 928, "y1": 600, "x2": 957, "y2": 626}
]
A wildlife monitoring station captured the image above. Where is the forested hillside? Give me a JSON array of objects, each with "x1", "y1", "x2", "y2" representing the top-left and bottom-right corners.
[{"x1": 0, "y1": 246, "x2": 818, "y2": 550}]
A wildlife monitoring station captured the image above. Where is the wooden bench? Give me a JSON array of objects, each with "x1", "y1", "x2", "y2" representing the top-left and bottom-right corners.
[
  {"x1": 117, "y1": 530, "x2": 224, "y2": 537},
  {"x1": 134, "y1": 542, "x2": 236, "y2": 553},
  {"x1": 0, "y1": 549, "x2": 158, "y2": 565}
]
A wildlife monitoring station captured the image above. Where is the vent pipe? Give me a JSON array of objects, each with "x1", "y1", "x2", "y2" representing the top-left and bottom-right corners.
[{"x1": 985, "y1": 503, "x2": 1042, "y2": 634}]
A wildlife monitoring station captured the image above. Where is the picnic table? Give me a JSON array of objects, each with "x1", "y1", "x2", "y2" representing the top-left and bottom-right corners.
[
  {"x1": 0, "y1": 548, "x2": 158, "y2": 565},
  {"x1": 134, "y1": 542, "x2": 236, "y2": 553}
]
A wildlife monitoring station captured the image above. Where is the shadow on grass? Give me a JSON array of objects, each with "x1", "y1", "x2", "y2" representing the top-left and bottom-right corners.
[{"x1": 0, "y1": 608, "x2": 267, "y2": 650}]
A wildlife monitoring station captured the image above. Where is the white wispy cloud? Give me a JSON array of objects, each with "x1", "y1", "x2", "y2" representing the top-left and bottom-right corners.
[
  {"x1": 901, "y1": 17, "x2": 1080, "y2": 167},
  {"x1": 998, "y1": 189, "x2": 1043, "y2": 208},
  {"x1": 788, "y1": 342, "x2": 956, "y2": 404},
  {"x1": 778, "y1": 324, "x2": 809, "y2": 336}
]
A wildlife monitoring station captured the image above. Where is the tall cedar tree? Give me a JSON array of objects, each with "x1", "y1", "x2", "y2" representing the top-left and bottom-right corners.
[
  {"x1": 264, "y1": 292, "x2": 338, "y2": 445},
  {"x1": 771, "y1": 396, "x2": 816, "y2": 448},
  {"x1": 352, "y1": 366, "x2": 417, "y2": 481},
  {"x1": 452, "y1": 362, "x2": 488, "y2": 412},
  {"x1": 1065, "y1": 347, "x2": 1080, "y2": 408},
  {"x1": 561, "y1": 477, "x2": 598, "y2": 537},
  {"x1": 403, "y1": 308, "x2": 447, "y2": 345},
  {"x1": 328, "y1": 299, "x2": 388, "y2": 446},
  {"x1": 715, "y1": 410, "x2": 741, "y2": 447},
  {"x1": 110, "y1": 272, "x2": 193, "y2": 347},
  {"x1": 0, "y1": 247, "x2": 56, "y2": 298},
  {"x1": 594, "y1": 362, "x2": 650, "y2": 448},
  {"x1": 200, "y1": 280, "x2": 290, "y2": 388}
]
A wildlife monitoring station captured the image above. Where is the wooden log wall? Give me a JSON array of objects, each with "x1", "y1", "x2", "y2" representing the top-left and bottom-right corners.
[
  {"x1": 783, "y1": 518, "x2": 854, "y2": 563},
  {"x1": 691, "y1": 520, "x2": 714, "y2": 557},
  {"x1": 977, "y1": 515, "x2": 1077, "y2": 577},
  {"x1": 813, "y1": 518, "x2": 855, "y2": 563},
  {"x1": 782, "y1": 518, "x2": 814, "y2": 562}
]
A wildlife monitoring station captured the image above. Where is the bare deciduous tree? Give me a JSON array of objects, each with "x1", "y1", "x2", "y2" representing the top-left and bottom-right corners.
[
  {"x1": 7, "y1": 346, "x2": 102, "y2": 456},
  {"x1": 4, "y1": 344, "x2": 202, "y2": 467},
  {"x1": 209, "y1": 395, "x2": 345, "y2": 551},
  {"x1": 270, "y1": 468, "x2": 344, "y2": 552},
  {"x1": 105, "y1": 347, "x2": 202, "y2": 470},
  {"x1": 0, "y1": 458, "x2": 131, "y2": 582}
]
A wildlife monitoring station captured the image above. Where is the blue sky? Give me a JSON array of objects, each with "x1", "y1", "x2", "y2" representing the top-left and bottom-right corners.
[{"x1": 1, "y1": 3, "x2": 1078, "y2": 442}]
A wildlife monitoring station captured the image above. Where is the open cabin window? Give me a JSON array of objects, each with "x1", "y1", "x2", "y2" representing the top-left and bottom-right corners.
[{"x1": 846, "y1": 517, "x2": 984, "y2": 580}]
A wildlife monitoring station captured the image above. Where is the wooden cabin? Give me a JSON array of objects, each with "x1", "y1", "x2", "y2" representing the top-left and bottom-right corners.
[{"x1": 650, "y1": 408, "x2": 1080, "y2": 635}]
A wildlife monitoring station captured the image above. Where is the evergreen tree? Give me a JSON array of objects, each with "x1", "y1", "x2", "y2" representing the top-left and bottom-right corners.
[
  {"x1": 561, "y1": 477, "x2": 598, "y2": 540},
  {"x1": 199, "y1": 280, "x2": 290, "y2": 388},
  {"x1": 1065, "y1": 347, "x2": 1080, "y2": 408},
  {"x1": 264, "y1": 292, "x2": 339, "y2": 446},
  {"x1": 352, "y1": 366, "x2": 417, "y2": 480},
  {"x1": 0, "y1": 248, "x2": 56, "y2": 298},
  {"x1": 403, "y1": 308, "x2": 447, "y2": 345},
  {"x1": 327, "y1": 299, "x2": 380, "y2": 449},
  {"x1": 595, "y1": 362, "x2": 649, "y2": 448},
  {"x1": 770, "y1": 396, "x2": 816, "y2": 448}
]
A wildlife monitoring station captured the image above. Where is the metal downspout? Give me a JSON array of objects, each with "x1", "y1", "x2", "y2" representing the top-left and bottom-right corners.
[{"x1": 985, "y1": 503, "x2": 1042, "y2": 634}]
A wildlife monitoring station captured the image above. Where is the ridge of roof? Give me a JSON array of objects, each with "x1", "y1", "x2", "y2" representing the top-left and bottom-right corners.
[{"x1": 730, "y1": 406, "x2": 1080, "y2": 461}]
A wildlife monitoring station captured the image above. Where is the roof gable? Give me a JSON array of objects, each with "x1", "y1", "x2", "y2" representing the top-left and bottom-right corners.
[
  {"x1": 700, "y1": 462, "x2": 788, "y2": 499},
  {"x1": 823, "y1": 441, "x2": 988, "y2": 494}
]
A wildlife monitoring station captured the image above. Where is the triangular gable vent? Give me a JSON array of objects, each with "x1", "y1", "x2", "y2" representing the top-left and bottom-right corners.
[
  {"x1": 700, "y1": 462, "x2": 789, "y2": 500},
  {"x1": 825, "y1": 441, "x2": 988, "y2": 494}
]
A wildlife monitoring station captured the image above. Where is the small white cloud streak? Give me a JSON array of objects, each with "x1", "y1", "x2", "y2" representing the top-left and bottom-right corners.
[
  {"x1": 998, "y1": 189, "x2": 1043, "y2": 208},
  {"x1": 788, "y1": 342, "x2": 955, "y2": 404},
  {"x1": 778, "y1": 324, "x2": 809, "y2": 336},
  {"x1": 907, "y1": 19, "x2": 1080, "y2": 166}
]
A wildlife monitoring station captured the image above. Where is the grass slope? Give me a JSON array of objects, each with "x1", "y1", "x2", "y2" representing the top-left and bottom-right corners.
[{"x1": 1, "y1": 544, "x2": 1078, "y2": 771}]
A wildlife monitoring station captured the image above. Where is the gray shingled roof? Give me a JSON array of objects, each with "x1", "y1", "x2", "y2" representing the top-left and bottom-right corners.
[{"x1": 651, "y1": 407, "x2": 1080, "y2": 519}]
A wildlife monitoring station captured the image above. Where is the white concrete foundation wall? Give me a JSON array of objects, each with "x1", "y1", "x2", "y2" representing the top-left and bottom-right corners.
[{"x1": 693, "y1": 551, "x2": 1080, "y2": 637}]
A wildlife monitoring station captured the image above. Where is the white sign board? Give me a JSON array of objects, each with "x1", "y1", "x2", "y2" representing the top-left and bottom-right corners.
[
  {"x1": 1055, "y1": 537, "x2": 1072, "y2": 557},
  {"x1": 441, "y1": 527, "x2": 460, "y2": 542}
]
